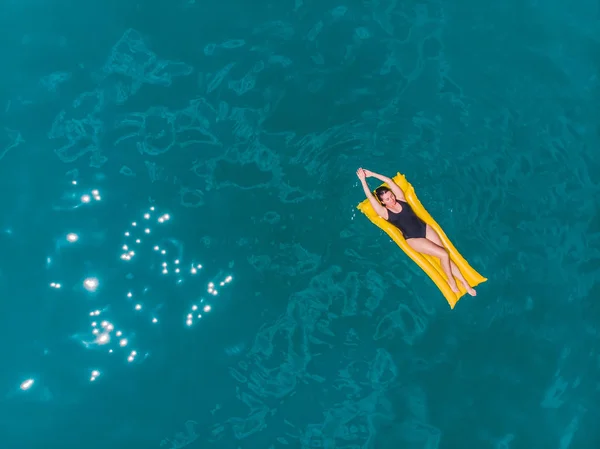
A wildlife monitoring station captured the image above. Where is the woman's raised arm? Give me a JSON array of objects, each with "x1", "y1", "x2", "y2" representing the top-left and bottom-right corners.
[
  {"x1": 357, "y1": 168, "x2": 387, "y2": 217},
  {"x1": 364, "y1": 169, "x2": 405, "y2": 201}
]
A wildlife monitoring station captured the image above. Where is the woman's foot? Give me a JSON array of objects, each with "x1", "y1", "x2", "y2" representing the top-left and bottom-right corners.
[
  {"x1": 448, "y1": 280, "x2": 459, "y2": 293},
  {"x1": 461, "y1": 280, "x2": 477, "y2": 296}
]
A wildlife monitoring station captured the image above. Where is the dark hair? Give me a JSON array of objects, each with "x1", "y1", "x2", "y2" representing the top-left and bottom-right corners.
[{"x1": 375, "y1": 186, "x2": 392, "y2": 204}]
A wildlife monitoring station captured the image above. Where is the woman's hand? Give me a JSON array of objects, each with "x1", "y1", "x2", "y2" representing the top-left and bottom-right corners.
[
  {"x1": 356, "y1": 168, "x2": 367, "y2": 181},
  {"x1": 363, "y1": 169, "x2": 374, "y2": 178}
]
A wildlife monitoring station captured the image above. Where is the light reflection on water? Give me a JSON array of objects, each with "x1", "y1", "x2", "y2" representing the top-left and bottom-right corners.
[{"x1": 13, "y1": 177, "x2": 234, "y2": 422}]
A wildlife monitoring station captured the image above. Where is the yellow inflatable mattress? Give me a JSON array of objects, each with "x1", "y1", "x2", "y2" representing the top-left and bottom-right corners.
[{"x1": 357, "y1": 173, "x2": 487, "y2": 309}]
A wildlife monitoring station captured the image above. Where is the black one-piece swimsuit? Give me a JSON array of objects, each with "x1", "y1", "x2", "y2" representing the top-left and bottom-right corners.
[{"x1": 386, "y1": 200, "x2": 427, "y2": 240}]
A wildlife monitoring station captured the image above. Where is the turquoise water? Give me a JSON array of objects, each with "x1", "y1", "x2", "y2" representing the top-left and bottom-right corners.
[{"x1": 1, "y1": 0, "x2": 599, "y2": 447}]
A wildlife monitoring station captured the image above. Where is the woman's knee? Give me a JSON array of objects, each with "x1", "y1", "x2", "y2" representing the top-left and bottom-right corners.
[
  {"x1": 438, "y1": 249, "x2": 450, "y2": 262},
  {"x1": 429, "y1": 243, "x2": 450, "y2": 260}
]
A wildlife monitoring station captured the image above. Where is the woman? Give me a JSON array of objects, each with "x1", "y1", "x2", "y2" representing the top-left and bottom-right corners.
[{"x1": 357, "y1": 168, "x2": 476, "y2": 296}]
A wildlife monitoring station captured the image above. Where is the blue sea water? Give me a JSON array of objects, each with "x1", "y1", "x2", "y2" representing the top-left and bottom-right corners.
[{"x1": 1, "y1": 0, "x2": 599, "y2": 448}]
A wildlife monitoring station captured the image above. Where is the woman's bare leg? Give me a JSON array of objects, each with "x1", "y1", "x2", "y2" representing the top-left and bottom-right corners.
[
  {"x1": 424, "y1": 225, "x2": 476, "y2": 296},
  {"x1": 406, "y1": 237, "x2": 459, "y2": 292}
]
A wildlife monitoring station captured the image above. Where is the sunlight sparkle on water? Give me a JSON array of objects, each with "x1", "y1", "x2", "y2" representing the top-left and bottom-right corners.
[
  {"x1": 20, "y1": 379, "x2": 34, "y2": 391},
  {"x1": 83, "y1": 277, "x2": 99, "y2": 292},
  {"x1": 97, "y1": 333, "x2": 110, "y2": 345},
  {"x1": 43, "y1": 182, "x2": 235, "y2": 386}
]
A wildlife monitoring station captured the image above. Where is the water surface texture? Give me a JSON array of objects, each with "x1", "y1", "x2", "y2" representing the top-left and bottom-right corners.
[{"x1": 1, "y1": 0, "x2": 599, "y2": 448}]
